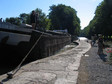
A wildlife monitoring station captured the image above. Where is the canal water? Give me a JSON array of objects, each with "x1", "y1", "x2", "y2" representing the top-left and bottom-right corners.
[{"x1": 78, "y1": 37, "x2": 88, "y2": 40}]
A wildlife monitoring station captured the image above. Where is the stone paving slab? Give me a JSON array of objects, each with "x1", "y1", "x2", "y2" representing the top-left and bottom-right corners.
[{"x1": 0, "y1": 40, "x2": 91, "y2": 84}]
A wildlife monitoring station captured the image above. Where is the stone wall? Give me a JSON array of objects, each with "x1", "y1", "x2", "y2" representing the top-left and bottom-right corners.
[
  {"x1": 0, "y1": 22, "x2": 71, "y2": 61},
  {"x1": 27, "y1": 31, "x2": 71, "y2": 61},
  {"x1": 0, "y1": 27, "x2": 71, "y2": 64},
  {"x1": 0, "y1": 22, "x2": 19, "y2": 29}
]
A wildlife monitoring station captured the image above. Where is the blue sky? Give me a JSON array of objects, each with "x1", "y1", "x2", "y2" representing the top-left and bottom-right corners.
[{"x1": 0, "y1": 0, "x2": 103, "y2": 29}]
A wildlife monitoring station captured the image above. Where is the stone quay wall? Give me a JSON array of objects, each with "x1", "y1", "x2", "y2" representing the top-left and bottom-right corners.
[
  {"x1": 0, "y1": 22, "x2": 19, "y2": 29},
  {"x1": 27, "y1": 31, "x2": 71, "y2": 61}
]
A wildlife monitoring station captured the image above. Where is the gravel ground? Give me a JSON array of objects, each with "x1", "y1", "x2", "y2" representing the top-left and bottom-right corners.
[{"x1": 77, "y1": 44, "x2": 112, "y2": 84}]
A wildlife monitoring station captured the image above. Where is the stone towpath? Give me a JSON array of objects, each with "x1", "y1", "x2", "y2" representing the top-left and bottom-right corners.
[{"x1": 0, "y1": 39, "x2": 91, "y2": 84}]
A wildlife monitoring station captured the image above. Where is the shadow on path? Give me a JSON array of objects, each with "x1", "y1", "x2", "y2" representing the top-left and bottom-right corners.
[
  {"x1": 0, "y1": 78, "x2": 10, "y2": 84},
  {"x1": 99, "y1": 54, "x2": 107, "y2": 62}
]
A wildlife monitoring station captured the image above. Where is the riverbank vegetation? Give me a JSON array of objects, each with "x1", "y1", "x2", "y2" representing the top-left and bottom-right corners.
[
  {"x1": 80, "y1": 0, "x2": 112, "y2": 39},
  {"x1": 104, "y1": 41, "x2": 112, "y2": 63}
]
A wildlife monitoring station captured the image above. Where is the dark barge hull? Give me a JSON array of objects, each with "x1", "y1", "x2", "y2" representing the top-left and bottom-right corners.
[{"x1": 0, "y1": 26, "x2": 71, "y2": 65}]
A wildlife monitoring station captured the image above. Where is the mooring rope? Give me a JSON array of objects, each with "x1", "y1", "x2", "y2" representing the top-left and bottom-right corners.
[{"x1": 7, "y1": 31, "x2": 44, "y2": 79}]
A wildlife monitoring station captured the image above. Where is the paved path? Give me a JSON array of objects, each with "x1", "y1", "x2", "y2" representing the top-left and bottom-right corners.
[
  {"x1": 0, "y1": 39, "x2": 91, "y2": 84},
  {"x1": 77, "y1": 43, "x2": 112, "y2": 84}
]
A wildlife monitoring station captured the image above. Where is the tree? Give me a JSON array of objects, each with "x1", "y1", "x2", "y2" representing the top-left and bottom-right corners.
[
  {"x1": 49, "y1": 4, "x2": 80, "y2": 35},
  {"x1": 5, "y1": 17, "x2": 21, "y2": 25},
  {"x1": 94, "y1": 0, "x2": 112, "y2": 36},
  {"x1": 5, "y1": 8, "x2": 51, "y2": 30},
  {"x1": 19, "y1": 13, "x2": 30, "y2": 24},
  {"x1": 81, "y1": 0, "x2": 112, "y2": 37}
]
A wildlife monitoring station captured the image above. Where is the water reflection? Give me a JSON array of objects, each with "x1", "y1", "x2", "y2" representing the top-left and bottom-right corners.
[{"x1": 78, "y1": 37, "x2": 88, "y2": 40}]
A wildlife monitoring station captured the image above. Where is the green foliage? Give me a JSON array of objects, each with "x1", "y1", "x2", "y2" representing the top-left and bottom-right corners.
[
  {"x1": 19, "y1": 13, "x2": 30, "y2": 24},
  {"x1": 81, "y1": 0, "x2": 112, "y2": 37},
  {"x1": 5, "y1": 17, "x2": 21, "y2": 25},
  {"x1": 5, "y1": 8, "x2": 51, "y2": 29},
  {"x1": 5, "y1": 5, "x2": 80, "y2": 32},
  {"x1": 49, "y1": 4, "x2": 80, "y2": 35},
  {"x1": 109, "y1": 53, "x2": 112, "y2": 61},
  {"x1": 45, "y1": 19, "x2": 51, "y2": 30},
  {"x1": 80, "y1": 26, "x2": 90, "y2": 38}
]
